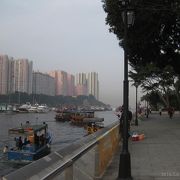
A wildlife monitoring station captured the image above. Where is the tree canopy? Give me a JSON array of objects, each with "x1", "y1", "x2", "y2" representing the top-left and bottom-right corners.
[{"x1": 102, "y1": 0, "x2": 180, "y2": 74}]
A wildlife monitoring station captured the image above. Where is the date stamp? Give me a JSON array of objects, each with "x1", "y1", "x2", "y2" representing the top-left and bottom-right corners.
[{"x1": 161, "y1": 172, "x2": 180, "y2": 177}]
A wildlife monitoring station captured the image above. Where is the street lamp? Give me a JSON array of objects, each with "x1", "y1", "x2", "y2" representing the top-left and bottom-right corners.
[
  {"x1": 118, "y1": 0, "x2": 134, "y2": 179},
  {"x1": 135, "y1": 82, "x2": 138, "y2": 126}
]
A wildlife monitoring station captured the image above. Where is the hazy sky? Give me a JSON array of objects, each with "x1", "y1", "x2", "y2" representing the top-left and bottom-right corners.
[{"x1": 0, "y1": 0, "x2": 139, "y2": 108}]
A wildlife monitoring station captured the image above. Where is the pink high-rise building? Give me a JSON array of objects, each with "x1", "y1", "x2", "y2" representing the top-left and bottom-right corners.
[
  {"x1": 75, "y1": 73, "x2": 88, "y2": 96},
  {"x1": 67, "y1": 74, "x2": 75, "y2": 96},
  {"x1": 49, "y1": 70, "x2": 68, "y2": 96},
  {"x1": 75, "y1": 84, "x2": 88, "y2": 96},
  {"x1": 75, "y1": 72, "x2": 99, "y2": 99}
]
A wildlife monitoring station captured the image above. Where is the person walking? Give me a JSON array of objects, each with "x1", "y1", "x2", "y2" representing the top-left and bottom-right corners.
[
  {"x1": 168, "y1": 106, "x2": 174, "y2": 118},
  {"x1": 117, "y1": 106, "x2": 132, "y2": 137},
  {"x1": 159, "y1": 108, "x2": 162, "y2": 116}
]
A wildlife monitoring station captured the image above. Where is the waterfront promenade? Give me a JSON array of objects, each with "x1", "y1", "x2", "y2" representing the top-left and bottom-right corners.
[{"x1": 102, "y1": 113, "x2": 180, "y2": 180}]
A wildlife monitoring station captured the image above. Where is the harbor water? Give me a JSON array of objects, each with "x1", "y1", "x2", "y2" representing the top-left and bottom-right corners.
[{"x1": 0, "y1": 110, "x2": 118, "y2": 177}]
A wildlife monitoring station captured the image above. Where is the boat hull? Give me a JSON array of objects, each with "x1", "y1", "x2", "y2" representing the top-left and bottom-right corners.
[{"x1": 8, "y1": 145, "x2": 51, "y2": 162}]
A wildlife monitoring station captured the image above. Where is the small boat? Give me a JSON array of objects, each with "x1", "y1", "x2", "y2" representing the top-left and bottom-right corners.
[
  {"x1": 55, "y1": 110, "x2": 73, "y2": 122},
  {"x1": 84, "y1": 117, "x2": 104, "y2": 135},
  {"x1": 16, "y1": 102, "x2": 31, "y2": 113},
  {"x1": 6, "y1": 121, "x2": 52, "y2": 163},
  {"x1": 70, "y1": 110, "x2": 95, "y2": 126},
  {"x1": 28, "y1": 104, "x2": 39, "y2": 113},
  {"x1": 36, "y1": 104, "x2": 49, "y2": 113}
]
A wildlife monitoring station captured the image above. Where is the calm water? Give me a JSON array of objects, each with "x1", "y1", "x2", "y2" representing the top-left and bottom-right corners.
[{"x1": 0, "y1": 110, "x2": 118, "y2": 176}]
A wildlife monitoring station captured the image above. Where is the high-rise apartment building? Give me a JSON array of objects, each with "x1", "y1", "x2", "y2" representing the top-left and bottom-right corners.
[
  {"x1": 0, "y1": 54, "x2": 100, "y2": 100},
  {"x1": 0, "y1": 55, "x2": 9, "y2": 95},
  {"x1": 14, "y1": 59, "x2": 33, "y2": 94},
  {"x1": 8, "y1": 57, "x2": 15, "y2": 94},
  {"x1": 87, "y1": 72, "x2": 99, "y2": 100},
  {"x1": 67, "y1": 73, "x2": 75, "y2": 96},
  {"x1": 75, "y1": 73, "x2": 87, "y2": 85},
  {"x1": 0, "y1": 55, "x2": 33, "y2": 95},
  {"x1": 49, "y1": 70, "x2": 68, "y2": 96},
  {"x1": 75, "y1": 73, "x2": 88, "y2": 96},
  {"x1": 33, "y1": 72, "x2": 55, "y2": 96}
]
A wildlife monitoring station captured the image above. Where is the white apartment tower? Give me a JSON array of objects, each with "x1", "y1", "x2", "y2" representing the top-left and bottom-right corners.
[
  {"x1": 75, "y1": 73, "x2": 87, "y2": 85},
  {"x1": 49, "y1": 70, "x2": 68, "y2": 96},
  {"x1": 87, "y1": 72, "x2": 99, "y2": 100},
  {"x1": 75, "y1": 73, "x2": 88, "y2": 96},
  {"x1": 14, "y1": 59, "x2": 33, "y2": 94},
  {"x1": 0, "y1": 55, "x2": 9, "y2": 95}
]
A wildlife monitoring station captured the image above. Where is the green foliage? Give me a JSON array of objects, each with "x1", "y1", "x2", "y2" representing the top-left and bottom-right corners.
[
  {"x1": 102, "y1": 0, "x2": 180, "y2": 74},
  {"x1": 141, "y1": 90, "x2": 180, "y2": 110},
  {"x1": 0, "y1": 93, "x2": 106, "y2": 107},
  {"x1": 130, "y1": 64, "x2": 175, "y2": 92}
]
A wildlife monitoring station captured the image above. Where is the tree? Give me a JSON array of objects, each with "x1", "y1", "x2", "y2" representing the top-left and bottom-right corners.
[
  {"x1": 102, "y1": 0, "x2": 180, "y2": 74},
  {"x1": 130, "y1": 64, "x2": 177, "y2": 107}
]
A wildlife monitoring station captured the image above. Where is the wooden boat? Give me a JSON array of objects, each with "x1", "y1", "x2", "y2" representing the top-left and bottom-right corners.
[
  {"x1": 70, "y1": 110, "x2": 95, "y2": 126},
  {"x1": 84, "y1": 117, "x2": 104, "y2": 135},
  {"x1": 55, "y1": 110, "x2": 73, "y2": 122},
  {"x1": 6, "y1": 122, "x2": 52, "y2": 163}
]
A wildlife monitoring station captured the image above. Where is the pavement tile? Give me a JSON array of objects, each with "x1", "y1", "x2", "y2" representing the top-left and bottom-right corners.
[{"x1": 101, "y1": 113, "x2": 180, "y2": 180}]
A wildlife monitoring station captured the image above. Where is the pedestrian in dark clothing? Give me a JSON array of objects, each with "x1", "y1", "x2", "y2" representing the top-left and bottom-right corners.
[
  {"x1": 118, "y1": 106, "x2": 132, "y2": 137},
  {"x1": 168, "y1": 107, "x2": 174, "y2": 118},
  {"x1": 159, "y1": 108, "x2": 162, "y2": 116}
]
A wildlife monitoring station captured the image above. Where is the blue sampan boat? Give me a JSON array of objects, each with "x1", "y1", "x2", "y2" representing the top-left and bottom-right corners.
[{"x1": 7, "y1": 122, "x2": 52, "y2": 163}]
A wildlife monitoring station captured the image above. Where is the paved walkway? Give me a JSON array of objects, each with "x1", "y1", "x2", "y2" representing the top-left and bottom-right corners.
[{"x1": 102, "y1": 113, "x2": 180, "y2": 180}]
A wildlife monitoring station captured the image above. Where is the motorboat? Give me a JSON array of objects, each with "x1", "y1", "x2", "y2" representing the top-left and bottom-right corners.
[
  {"x1": 55, "y1": 110, "x2": 73, "y2": 122},
  {"x1": 70, "y1": 110, "x2": 95, "y2": 126},
  {"x1": 36, "y1": 104, "x2": 49, "y2": 113},
  {"x1": 17, "y1": 102, "x2": 31, "y2": 113},
  {"x1": 84, "y1": 117, "x2": 104, "y2": 135},
  {"x1": 28, "y1": 104, "x2": 39, "y2": 113},
  {"x1": 6, "y1": 122, "x2": 52, "y2": 163}
]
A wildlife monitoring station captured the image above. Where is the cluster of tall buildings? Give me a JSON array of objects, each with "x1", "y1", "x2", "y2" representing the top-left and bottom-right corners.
[{"x1": 0, "y1": 54, "x2": 99, "y2": 100}]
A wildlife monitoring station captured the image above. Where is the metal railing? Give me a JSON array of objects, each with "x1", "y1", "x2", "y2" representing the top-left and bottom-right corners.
[{"x1": 3, "y1": 121, "x2": 120, "y2": 180}]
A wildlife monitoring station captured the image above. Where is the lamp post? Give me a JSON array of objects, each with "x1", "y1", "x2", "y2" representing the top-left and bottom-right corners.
[
  {"x1": 135, "y1": 82, "x2": 138, "y2": 126},
  {"x1": 118, "y1": 0, "x2": 134, "y2": 179}
]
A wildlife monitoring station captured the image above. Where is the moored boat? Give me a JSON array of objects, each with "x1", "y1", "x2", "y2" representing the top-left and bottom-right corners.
[
  {"x1": 70, "y1": 110, "x2": 95, "y2": 126},
  {"x1": 28, "y1": 104, "x2": 39, "y2": 113},
  {"x1": 55, "y1": 110, "x2": 73, "y2": 122},
  {"x1": 6, "y1": 121, "x2": 52, "y2": 163},
  {"x1": 16, "y1": 102, "x2": 31, "y2": 113},
  {"x1": 36, "y1": 104, "x2": 49, "y2": 113},
  {"x1": 84, "y1": 117, "x2": 104, "y2": 135}
]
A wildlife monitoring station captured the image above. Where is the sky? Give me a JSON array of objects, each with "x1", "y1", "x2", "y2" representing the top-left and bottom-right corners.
[{"x1": 0, "y1": 0, "x2": 140, "y2": 108}]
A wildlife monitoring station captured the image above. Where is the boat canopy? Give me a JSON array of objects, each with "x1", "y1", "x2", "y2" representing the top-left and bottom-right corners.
[
  {"x1": 8, "y1": 124, "x2": 47, "y2": 135},
  {"x1": 83, "y1": 117, "x2": 104, "y2": 123}
]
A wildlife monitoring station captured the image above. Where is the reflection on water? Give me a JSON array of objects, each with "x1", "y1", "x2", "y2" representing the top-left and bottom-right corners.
[{"x1": 0, "y1": 111, "x2": 117, "y2": 176}]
